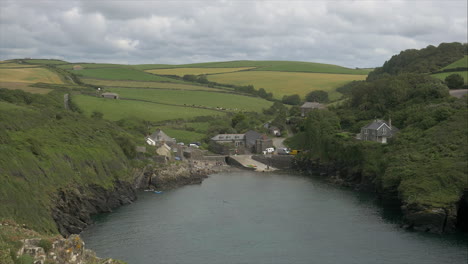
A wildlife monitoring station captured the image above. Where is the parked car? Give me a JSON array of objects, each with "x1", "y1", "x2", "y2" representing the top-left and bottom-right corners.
[
  {"x1": 188, "y1": 143, "x2": 199, "y2": 148},
  {"x1": 265, "y1": 147, "x2": 275, "y2": 153},
  {"x1": 277, "y1": 148, "x2": 290, "y2": 155}
]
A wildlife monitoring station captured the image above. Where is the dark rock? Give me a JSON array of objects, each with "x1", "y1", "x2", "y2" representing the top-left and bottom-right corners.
[{"x1": 52, "y1": 180, "x2": 137, "y2": 236}]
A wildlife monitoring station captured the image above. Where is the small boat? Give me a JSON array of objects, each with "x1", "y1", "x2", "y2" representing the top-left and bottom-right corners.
[
  {"x1": 144, "y1": 189, "x2": 155, "y2": 192},
  {"x1": 154, "y1": 191, "x2": 163, "y2": 194}
]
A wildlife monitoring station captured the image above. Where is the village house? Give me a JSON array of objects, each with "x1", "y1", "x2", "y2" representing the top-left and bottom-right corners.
[
  {"x1": 255, "y1": 134, "x2": 273, "y2": 153},
  {"x1": 146, "y1": 129, "x2": 176, "y2": 146},
  {"x1": 358, "y1": 119, "x2": 398, "y2": 144},
  {"x1": 300, "y1": 102, "x2": 325, "y2": 117},
  {"x1": 101, "y1": 92, "x2": 119, "y2": 99}
]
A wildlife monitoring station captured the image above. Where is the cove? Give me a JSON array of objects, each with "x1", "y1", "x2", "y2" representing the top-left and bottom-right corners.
[{"x1": 81, "y1": 171, "x2": 467, "y2": 264}]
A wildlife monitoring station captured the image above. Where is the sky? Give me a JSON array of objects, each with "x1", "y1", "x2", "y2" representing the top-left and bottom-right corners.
[{"x1": 0, "y1": 0, "x2": 466, "y2": 68}]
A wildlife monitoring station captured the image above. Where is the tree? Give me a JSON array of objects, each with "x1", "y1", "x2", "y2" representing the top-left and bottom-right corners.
[
  {"x1": 231, "y1": 112, "x2": 246, "y2": 128},
  {"x1": 282, "y1": 94, "x2": 301, "y2": 105},
  {"x1": 445, "y1": 74, "x2": 465, "y2": 89},
  {"x1": 306, "y1": 90, "x2": 329, "y2": 103},
  {"x1": 91, "y1": 111, "x2": 103, "y2": 119}
]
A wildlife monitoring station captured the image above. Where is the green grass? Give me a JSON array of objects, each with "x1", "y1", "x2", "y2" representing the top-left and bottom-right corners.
[
  {"x1": 23, "y1": 59, "x2": 68, "y2": 65},
  {"x1": 146, "y1": 67, "x2": 255, "y2": 76},
  {"x1": 135, "y1": 60, "x2": 371, "y2": 74},
  {"x1": 431, "y1": 71, "x2": 468, "y2": 84},
  {"x1": 73, "y1": 95, "x2": 225, "y2": 122},
  {"x1": 441, "y1": 55, "x2": 468, "y2": 70},
  {"x1": 159, "y1": 128, "x2": 205, "y2": 144},
  {"x1": 107, "y1": 88, "x2": 273, "y2": 112},
  {"x1": 207, "y1": 71, "x2": 367, "y2": 100},
  {"x1": 73, "y1": 68, "x2": 184, "y2": 82},
  {"x1": 80, "y1": 78, "x2": 225, "y2": 91},
  {"x1": 58, "y1": 63, "x2": 136, "y2": 70}
]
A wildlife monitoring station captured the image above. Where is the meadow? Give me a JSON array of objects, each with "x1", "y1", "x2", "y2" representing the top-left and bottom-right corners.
[
  {"x1": 136, "y1": 60, "x2": 371, "y2": 74},
  {"x1": 0, "y1": 68, "x2": 64, "y2": 84},
  {"x1": 158, "y1": 127, "x2": 205, "y2": 144},
  {"x1": 73, "y1": 68, "x2": 184, "y2": 82},
  {"x1": 73, "y1": 95, "x2": 225, "y2": 122},
  {"x1": 0, "y1": 63, "x2": 40, "y2": 68},
  {"x1": 0, "y1": 82, "x2": 52, "y2": 94},
  {"x1": 431, "y1": 71, "x2": 468, "y2": 84},
  {"x1": 58, "y1": 63, "x2": 136, "y2": 70},
  {"x1": 81, "y1": 78, "x2": 225, "y2": 91},
  {"x1": 107, "y1": 88, "x2": 273, "y2": 112},
  {"x1": 23, "y1": 59, "x2": 68, "y2": 64},
  {"x1": 146, "y1": 67, "x2": 255, "y2": 76},
  {"x1": 207, "y1": 71, "x2": 367, "y2": 100}
]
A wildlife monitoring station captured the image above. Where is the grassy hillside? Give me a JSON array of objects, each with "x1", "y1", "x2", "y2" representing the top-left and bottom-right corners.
[
  {"x1": 73, "y1": 68, "x2": 184, "y2": 82},
  {"x1": 107, "y1": 88, "x2": 273, "y2": 112},
  {"x1": 80, "y1": 78, "x2": 225, "y2": 91},
  {"x1": 146, "y1": 67, "x2": 255, "y2": 76},
  {"x1": 23, "y1": 59, "x2": 68, "y2": 65},
  {"x1": 0, "y1": 89, "x2": 135, "y2": 234},
  {"x1": 441, "y1": 55, "x2": 468, "y2": 70},
  {"x1": 431, "y1": 71, "x2": 468, "y2": 84},
  {"x1": 136, "y1": 60, "x2": 371, "y2": 74},
  {"x1": 207, "y1": 71, "x2": 367, "y2": 100},
  {"x1": 73, "y1": 95, "x2": 225, "y2": 122}
]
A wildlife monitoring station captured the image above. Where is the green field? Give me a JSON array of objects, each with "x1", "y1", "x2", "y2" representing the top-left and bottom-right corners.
[
  {"x1": 23, "y1": 59, "x2": 68, "y2": 64},
  {"x1": 81, "y1": 78, "x2": 225, "y2": 91},
  {"x1": 73, "y1": 95, "x2": 225, "y2": 122},
  {"x1": 107, "y1": 88, "x2": 273, "y2": 112},
  {"x1": 441, "y1": 55, "x2": 468, "y2": 70},
  {"x1": 146, "y1": 67, "x2": 255, "y2": 76},
  {"x1": 0, "y1": 63, "x2": 40, "y2": 68},
  {"x1": 159, "y1": 127, "x2": 205, "y2": 143},
  {"x1": 431, "y1": 71, "x2": 468, "y2": 84},
  {"x1": 207, "y1": 71, "x2": 367, "y2": 100},
  {"x1": 58, "y1": 63, "x2": 135, "y2": 70},
  {"x1": 135, "y1": 60, "x2": 371, "y2": 74},
  {"x1": 73, "y1": 68, "x2": 184, "y2": 82}
]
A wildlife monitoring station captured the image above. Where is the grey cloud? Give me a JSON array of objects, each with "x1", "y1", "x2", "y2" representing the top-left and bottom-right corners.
[{"x1": 0, "y1": 0, "x2": 466, "y2": 68}]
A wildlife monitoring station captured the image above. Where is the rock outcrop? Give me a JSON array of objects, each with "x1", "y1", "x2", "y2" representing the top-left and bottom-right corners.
[
  {"x1": 52, "y1": 180, "x2": 137, "y2": 236},
  {"x1": 16, "y1": 235, "x2": 121, "y2": 264}
]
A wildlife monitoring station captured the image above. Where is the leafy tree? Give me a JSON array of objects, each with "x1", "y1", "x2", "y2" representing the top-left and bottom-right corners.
[
  {"x1": 303, "y1": 110, "x2": 340, "y2": 158},
  {"x1": 231, "y1": 112, "x2": 246, "y2": 128},
  {"x1": 182, "y1": 74, "x2": 197, "y2": 82},
  {"x1": 282, "y1": 94, "x2": 301, "y2": 105},
  {"x1": 305, "y1": 90, "x2": 329, "y2": 103},
  {"x1": 445, "y1": 73, "x2": 465, "y2": 89}
]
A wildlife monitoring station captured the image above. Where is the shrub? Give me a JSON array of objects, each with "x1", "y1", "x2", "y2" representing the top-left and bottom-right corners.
[{"x1": 38, "y1": 239, "x2": 52, "y2": 253}]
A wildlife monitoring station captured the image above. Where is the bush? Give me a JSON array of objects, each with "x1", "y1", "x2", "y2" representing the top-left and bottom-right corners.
[
  {"x1": 38, "y1": 239, "x2": 52, "y2": 253},
  {"x1": 445, "y1": 73, "x2": 465, "y2": 89}
]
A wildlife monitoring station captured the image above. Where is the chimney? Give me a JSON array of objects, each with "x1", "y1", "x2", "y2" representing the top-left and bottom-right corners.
[{"x1": 388, "y1": 118, "x2": 392, "y2": 129}]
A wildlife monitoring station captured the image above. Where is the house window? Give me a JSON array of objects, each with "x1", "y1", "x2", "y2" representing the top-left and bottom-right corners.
[
  {"x1": 382, "y1": 128, "x2": 386, "y2": 134},
  {"x1": 364, "y1": 129, "x2": 368, "y2": 134}
]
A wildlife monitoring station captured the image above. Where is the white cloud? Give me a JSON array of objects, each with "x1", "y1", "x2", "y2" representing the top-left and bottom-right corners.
[{"x1": 0, "y1": 0, "x2": 466, "y2": 67}]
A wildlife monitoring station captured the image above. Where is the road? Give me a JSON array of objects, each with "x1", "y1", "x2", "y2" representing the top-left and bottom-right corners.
[
  {"x1": 449, "y1": 89, "x2": 468, "y2": 98},
  {"x1": 230, "y1": 155, "x2": 277, "y2": 172}
]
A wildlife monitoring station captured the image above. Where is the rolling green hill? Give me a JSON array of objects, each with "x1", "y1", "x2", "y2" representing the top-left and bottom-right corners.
[
  {"x1": 441, "y1": 55, "x2": 468, "y2": 70},
  {"x1": 136, "y1": 60, "x2": 371, "y2": 74},
  {"x1": 73, "y1": 68, "x2": 185, "y2": 82}
]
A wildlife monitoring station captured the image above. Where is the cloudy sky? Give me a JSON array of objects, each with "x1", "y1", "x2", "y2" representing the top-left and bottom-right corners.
[{"x1": 0, "y1": 0, "x2": 466, "y2": 68}]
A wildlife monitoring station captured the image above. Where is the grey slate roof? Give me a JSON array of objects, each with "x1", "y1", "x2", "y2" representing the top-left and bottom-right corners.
[
  {"x1": 149, "y1": 129, "x2": 175, "y2": 143},
  {"x1": 211, "y1": 134, "x2": 245, "y2": 141},
  {"x1": 244, "y1": 130, "x2": 262, "y2": 146},
  {"x1": 363, "y1": 120, "x2": 387, "y2": 130}
]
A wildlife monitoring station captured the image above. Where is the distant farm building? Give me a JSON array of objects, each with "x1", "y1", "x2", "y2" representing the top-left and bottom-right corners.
[
  {"x1": 300, "y1": 102, "x2": 326, "y2": 117},
  {"x1": 358, "y1": 119, "x2": 398, "y2": 144},
  {"x1": 210, "y1": 131, "x2": 272, "y2": 155},
  {"x1": 101, "y1": 92, "x2": 119, "y2": 99},
  {"x1": 73, "y1": 65, "x2": 83, "y2": 70}
]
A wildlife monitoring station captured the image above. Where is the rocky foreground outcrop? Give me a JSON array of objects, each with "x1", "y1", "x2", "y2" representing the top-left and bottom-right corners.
[{"x1": 16, "y1": 235, "x2": 123, "y2": 264}]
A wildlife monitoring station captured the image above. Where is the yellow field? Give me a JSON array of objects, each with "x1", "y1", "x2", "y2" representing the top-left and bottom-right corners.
[
  {"x1": 146, "y1": 67, "x2": 255, "y2": 76},
  {"x1": 0, "y1": 68, "x2": 63, "y2": 84},
  {"x1": 0, "y1": 82, "x2": 52, "y2": 94},
  {"x1": 207, "y1": 71, "x2": 367, "y2": 100},
  {"x1": 81, "y1": 78, "x2": 225, "y2": 91}
]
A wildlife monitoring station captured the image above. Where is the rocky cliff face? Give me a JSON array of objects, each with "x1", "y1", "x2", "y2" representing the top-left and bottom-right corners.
[
  {"x1": 52, "y1": 180, "x2": 137, "y2": 236},
  {"x1": 292, "y1": 157, "x2": 464, "y2": 234}
]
